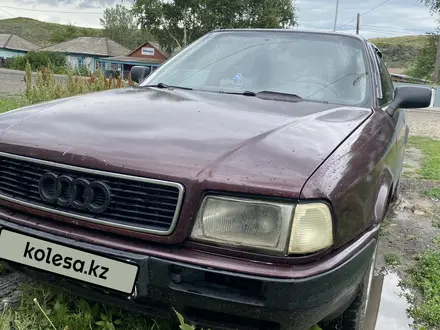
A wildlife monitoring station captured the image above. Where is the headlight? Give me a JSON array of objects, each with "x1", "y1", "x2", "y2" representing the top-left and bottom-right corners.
[
  {"x1": 190, "y1": 196, "x2": 333, "y2": 255},
  {"x1": 190, "y1": 196, "x2": 294, "y2": 253}
]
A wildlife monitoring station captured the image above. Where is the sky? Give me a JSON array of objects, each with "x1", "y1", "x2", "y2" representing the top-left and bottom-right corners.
[{"x1": 0, "y1": 0, "x2": 438, "y2": 39}]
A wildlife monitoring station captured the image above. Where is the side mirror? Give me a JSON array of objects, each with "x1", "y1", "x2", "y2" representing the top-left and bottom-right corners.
[
  {"x1": 387, "y1": 85, "x2": 432, "y2": 116},
  {"x1": 130, "y1": 66, "x2": 151, "y2": 83}
]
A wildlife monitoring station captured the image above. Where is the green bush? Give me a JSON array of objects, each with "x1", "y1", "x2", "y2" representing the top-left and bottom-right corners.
[
  {"x1": 22, "y1": 61, "x2": 134, "y2": 106},
  {"x1": 404, "y1": 33, "x2": 438, "y2": 83},
  {"x1": 73, "y1": 65, "x2": 91, "y2": 77},
  {"x1": 7, "y1": 51, "x2": 67, "y2": 74}
]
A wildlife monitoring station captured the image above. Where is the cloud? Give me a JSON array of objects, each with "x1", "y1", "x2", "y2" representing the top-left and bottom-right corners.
[
  {"x1": 13, "y1": 0, "x2": 36, "y2": 5},
  {"x1": 77, "y1": 0, "x2": 121, "y2": 7},
  {"x1": 35, "y1": 0, "x2": 75, "y2": 5},
  {"x1": 77, "y1": 1, "x2": 102, "y2": 8},
  {"x1": 32, "y1": 0, "x2": 122, "y2": 7}
]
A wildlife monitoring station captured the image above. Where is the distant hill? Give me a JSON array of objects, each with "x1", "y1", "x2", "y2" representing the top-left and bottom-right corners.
[
  {"x1": 0, "y1": 17, "x2": 102, "y2": 47},
  {"x1": 369, "y1": 35, "x2": 430, "y2": 69}
]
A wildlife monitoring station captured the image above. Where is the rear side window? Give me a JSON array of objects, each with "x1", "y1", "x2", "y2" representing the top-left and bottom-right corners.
[{"x1": 378, "y1": 57, "x2": 394, "y2": 106}]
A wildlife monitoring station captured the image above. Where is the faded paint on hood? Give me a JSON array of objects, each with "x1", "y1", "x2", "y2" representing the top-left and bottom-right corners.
[{"x1": 0, "y1": 87, "x2": 372, "y2": 198}]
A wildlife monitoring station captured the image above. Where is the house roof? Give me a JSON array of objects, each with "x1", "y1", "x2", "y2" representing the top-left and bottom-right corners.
[
  {"x1": 0, "y1": 34, "x2": 40, "y2": 52},
  {"x1": 38, "y1": 37, "x2": 130, "y2": 57},
  {"x1": 99, "y1": 56, "x2": 164, "y2": 64},
  {"x1": 128, "y1": 41, "x2": 170, "y2": 58}
]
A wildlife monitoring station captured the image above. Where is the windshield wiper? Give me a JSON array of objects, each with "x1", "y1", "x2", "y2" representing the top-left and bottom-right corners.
[
  {"x1": 142, "y1": 82, "x2": 193, "y2": 91},
  {"x1": 223, "y1": 90, "x2": 303, "y2": 102}
]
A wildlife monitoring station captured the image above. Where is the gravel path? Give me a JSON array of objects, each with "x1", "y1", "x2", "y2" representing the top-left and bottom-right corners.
[
  {"x1": 407, "y1": 110, "x2": 440, "y2": 139},
  {"x1": 0, "y1": 68, "x2": 72, "y2": 98},
  {"x1": 0, "y1": 69, "x2": 26, "y2": 97}
]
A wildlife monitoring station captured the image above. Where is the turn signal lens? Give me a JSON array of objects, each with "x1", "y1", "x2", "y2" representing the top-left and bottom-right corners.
[{"x1": 288, "y1": 203, "x2": 333, "y2": 254}]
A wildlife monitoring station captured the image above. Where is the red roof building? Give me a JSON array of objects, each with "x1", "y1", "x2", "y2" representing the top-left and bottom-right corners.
[{"x1": 99, "y1": 41, "x2": 170, "y2": 79}]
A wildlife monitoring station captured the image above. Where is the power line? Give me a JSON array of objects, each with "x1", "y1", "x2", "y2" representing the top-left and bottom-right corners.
[
  {"x1": 362, "y1": 24, "x2": 434, "y2": 33},
  {"x1": 363, "y1": 28, "x2": 417, "y2": 36},
  {"x1": 362, "y1": 28, "x2": 430, "y2": 37},
  {"x1": 338, "y1": 0, "x2": 392, "y2": 29},
  {"x1": 365, "y1": 28, "x2": 427, "y2": 36},
  {"x1": 321, "y1": 24, "x2": 424, "y2": 36},
  {"x1": 320, "y1": 24, "x2": 428, "y2": 37},
  {"x1": 0, "y1": 8, "x2": 14, "y2": 18},
  {"x1": 357, "y1": 26, "x2": 417, "y2": 35},
  {"x1": 0, "y1": 5, "x2": 103, "y2": 15}
]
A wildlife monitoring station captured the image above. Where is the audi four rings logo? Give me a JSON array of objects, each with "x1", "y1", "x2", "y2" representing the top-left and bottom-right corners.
[{"x1": 38, "y1": 172, "x2": 112, "y2": 213}]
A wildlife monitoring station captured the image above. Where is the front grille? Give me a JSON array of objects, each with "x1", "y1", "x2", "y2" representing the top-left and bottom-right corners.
[{"x1": 0, "y1": 153, "x2": 184, "y2": 234}]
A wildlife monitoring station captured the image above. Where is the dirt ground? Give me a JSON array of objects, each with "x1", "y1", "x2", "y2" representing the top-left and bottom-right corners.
[
  {"x1": 376, "y1": 179, "x2": 440, "y2": 271},
  {"x1": 376, "y1": 110, "x2": 440, "y2": 276},
  {"x1": 406, "y1": 110, "x2": 440, "y2": 139}
]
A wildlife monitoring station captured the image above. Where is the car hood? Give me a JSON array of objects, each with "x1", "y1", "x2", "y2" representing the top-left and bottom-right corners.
[{"x1": 0, "y1": 87, "x2": 372, "y2": 198}]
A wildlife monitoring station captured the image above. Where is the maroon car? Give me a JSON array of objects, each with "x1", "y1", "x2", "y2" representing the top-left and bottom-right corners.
[{"x1": 0, "y1": 29, "x2": 432, "y2": 330}]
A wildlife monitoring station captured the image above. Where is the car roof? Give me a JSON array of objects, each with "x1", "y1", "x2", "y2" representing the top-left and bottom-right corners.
[{"x1": 210, "y1": 28, "x2": 368, "y2": 43}]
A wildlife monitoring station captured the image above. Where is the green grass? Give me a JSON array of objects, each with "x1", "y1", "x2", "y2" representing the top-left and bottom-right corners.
[
  {"x1": 369, "y1": 35, "x2": 430, "y2": 48},
  {"x1": 423, "y1": 187, "x2": 440, "y2": 199},
  {"x1": 403, "y1": 137, "x2": 440, "y2": 328},
  {"x1": 0, "y1": 282, "x2": 168, "y2": 330},
  {"x1": 379, "y1": 214, "x2": 393, "y2": 237},
  {"x1": 434, "y1": 236, "x2": 440, "y2": 248},
  {"x1": 407, "y1": 250, "x2": 440, "y2": 328},
  {"x1": 0, "y1": 17, "x2": 102, "y2": 47},
  {"x1": 408, "y1": 137, "x2": 440, "y2": 181},
  {"x1": 384, "y1": 253, "x2": 401, "y2": 266},
  {"x1": 368, "y1": 35, "x2": 429, "y2": 69},
  {"x1": 0, "y1": 98, "x2": 23, "y2": 114}
]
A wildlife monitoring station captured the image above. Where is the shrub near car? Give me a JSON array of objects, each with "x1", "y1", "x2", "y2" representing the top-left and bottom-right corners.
[{"x1": 0, "y1": 29, "x2": 432, "y2": 330}]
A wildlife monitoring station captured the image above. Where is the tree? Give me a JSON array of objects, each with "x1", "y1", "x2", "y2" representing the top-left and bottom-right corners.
[
  {"x1": 100, "y1": 4, "x2": 151, "y2": 50},
  {"x1": 405, "y1": 33, "x2": 438, "y2": 81},
  {"x1": 132, "y1": 0, "x2": 297, "y2": 55},
  {"x1": 418, "y1": 0, "x2": 440, "y2": 82},
  {"x1": 422, "y1": 0, "x2": 440, "y2": 13},
  {"x1": 49, "y1": 24, "x2": 100, "y2": 44}
]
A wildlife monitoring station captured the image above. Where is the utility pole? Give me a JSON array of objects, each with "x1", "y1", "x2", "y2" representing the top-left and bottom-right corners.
[
  {"x1": 333, "y1": 0, "x2": 339, "y2": 32},
  {"x1": 356, "y1": 13, "x2": 360, "y2": 34},
  {"x1": 433, "y1": 35, "x2": 440, "y2": 84},
  {"x1": 183, "y1": 6, "x2": 187, "y2": 47}
]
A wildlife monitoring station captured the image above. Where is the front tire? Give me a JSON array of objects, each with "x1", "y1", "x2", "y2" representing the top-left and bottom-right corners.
[{"x1": 319, "y1": 244, "x2": 377, "y2": 330}]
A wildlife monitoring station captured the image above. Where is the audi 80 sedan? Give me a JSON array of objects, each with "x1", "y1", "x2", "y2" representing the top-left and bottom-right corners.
[{"x1": 0, "y1": 29, "x2": 432, "y2": 330}]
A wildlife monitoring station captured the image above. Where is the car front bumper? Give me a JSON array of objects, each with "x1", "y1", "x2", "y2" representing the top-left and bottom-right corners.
[{"x1": 0, "y1": 218, "x2": 377, "y2": 330}]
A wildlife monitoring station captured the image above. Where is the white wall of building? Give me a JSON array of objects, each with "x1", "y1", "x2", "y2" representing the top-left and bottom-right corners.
[{"x1": 66, "y1": 54, "x2": 97, "y2": 72}]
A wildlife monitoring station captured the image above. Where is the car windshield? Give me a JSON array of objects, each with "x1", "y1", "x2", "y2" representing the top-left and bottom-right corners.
[{"x1": 140, "y1": 31, "x2": 371, "y2": 106}]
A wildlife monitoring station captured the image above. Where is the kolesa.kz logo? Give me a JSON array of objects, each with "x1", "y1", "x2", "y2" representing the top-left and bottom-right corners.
[{"x1": 23, "y1": 241, "x2": 109, "y2": 279}]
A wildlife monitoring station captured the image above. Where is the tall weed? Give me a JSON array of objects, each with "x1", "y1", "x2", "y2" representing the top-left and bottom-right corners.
[{"x1": 23, "y1": 61, "x2": 134, "y2": 106}]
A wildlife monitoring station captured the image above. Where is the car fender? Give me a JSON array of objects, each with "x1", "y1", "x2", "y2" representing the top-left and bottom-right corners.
[{"x1": 300, "y1": 109, "x2": 396, "y2": 248}]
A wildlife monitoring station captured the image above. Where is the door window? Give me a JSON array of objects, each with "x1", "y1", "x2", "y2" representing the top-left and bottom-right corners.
[{"x1": 377, "y1": 57, "x2": 394, "y2": 106}]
